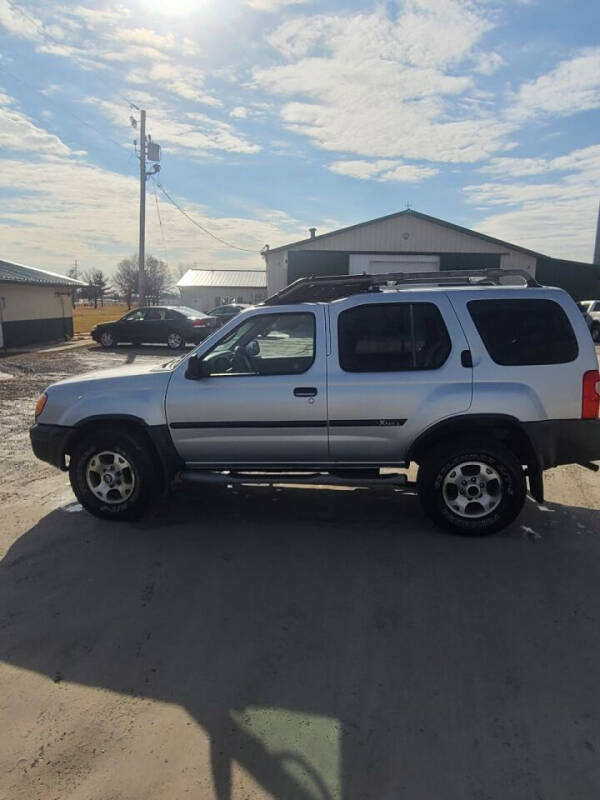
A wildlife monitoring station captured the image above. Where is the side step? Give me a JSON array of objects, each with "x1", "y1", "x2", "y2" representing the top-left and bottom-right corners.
[{"x1": 180, "y1": 470, "x2": 409, "y2": 488}]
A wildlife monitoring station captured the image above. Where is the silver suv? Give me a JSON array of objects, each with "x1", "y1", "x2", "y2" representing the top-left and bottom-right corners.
[{"x1": 30, "y1": 270, "x2": 600, "y2": 536}]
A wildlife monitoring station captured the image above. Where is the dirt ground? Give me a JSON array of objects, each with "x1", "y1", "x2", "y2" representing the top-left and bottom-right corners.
[{"x1": 1, "y1": 344, "x2": 600, "y2": 799}]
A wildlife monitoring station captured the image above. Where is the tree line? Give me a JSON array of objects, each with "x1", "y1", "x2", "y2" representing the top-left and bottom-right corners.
[{"x1": 68, "y1": 255, "x2": 173, "y2": 308}]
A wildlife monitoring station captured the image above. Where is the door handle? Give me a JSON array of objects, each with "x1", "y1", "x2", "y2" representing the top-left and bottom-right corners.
[{"x1": 294, "y1": 387, "x2": 318, "y2": 397}]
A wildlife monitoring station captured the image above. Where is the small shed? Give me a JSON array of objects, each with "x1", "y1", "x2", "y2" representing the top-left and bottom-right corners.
[
  {"x1": 177, "y1": 269, "x2": 267, "y2": 313},
  {"x1": 0, "y1": 258, "x2": 84, "y2": 348}
]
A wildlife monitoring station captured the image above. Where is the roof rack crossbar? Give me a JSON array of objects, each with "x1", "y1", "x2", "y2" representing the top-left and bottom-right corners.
[{"x1": 263, "y1": 268, "x2": 539, "y2": 305}]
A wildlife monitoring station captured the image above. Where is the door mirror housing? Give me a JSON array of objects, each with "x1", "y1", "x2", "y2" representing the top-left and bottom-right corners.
[
  {"x1": 246, "y1": 340, "x2": 260, "y2": 357},
  {"x1": 185, "y1": 355, "x2": 210, "y2": 380}
]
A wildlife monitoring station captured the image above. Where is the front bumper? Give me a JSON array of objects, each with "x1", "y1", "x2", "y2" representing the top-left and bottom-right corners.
[
  {"x1": 523, "y1": 419, "x2": 600, "y2": 470},
  {"x1": 30, "y1": 423, "x2": 72, "y2": 470}
]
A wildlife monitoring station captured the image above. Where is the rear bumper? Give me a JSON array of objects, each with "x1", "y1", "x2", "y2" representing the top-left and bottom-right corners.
[
  {"x1": 30, "y1": 423, "x2": 72, "y2": 470},
  {"x1": 523, "y1": 419, "x2": 600, "y2": 470}
]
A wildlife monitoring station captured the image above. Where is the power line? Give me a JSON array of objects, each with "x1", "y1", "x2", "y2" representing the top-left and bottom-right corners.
[
  {"x1": 151, "y1": 176, "x2": 170, "y2": 263},
  {"x1": 154, "y1": 180, "x2": 257, "y2": 254}
]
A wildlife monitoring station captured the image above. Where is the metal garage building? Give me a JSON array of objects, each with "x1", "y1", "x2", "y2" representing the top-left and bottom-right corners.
[
  {"x1": 263, "y1": 209, "x2": 600, "y2": 299},
  {"x1": 0, "y1": 258, "x2": 84, "y2": 349},
  {"x1": 177, "y1": 269, "x2": 267, "y2": 313}
]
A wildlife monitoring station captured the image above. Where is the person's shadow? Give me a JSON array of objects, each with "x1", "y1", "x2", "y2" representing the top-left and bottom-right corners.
[{"x1": 2, "y1": 483, "x2": 600, "y2": 799}]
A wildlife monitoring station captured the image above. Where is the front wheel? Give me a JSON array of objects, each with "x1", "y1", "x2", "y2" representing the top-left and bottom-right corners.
[
  {"x1": 417, "y1": 439, "x2": 526, "y2": 535},
  {"x1": 69, "y1": 429, "x2": 158, "y2": 520},
  {"x1": 99, "y1": 330, "x2": 115, "y2": 348},
  {"x1": 167, "y1": 330, "x2": 184, "y2": 350},
  {"x1": 591, "y1": 323, "x2": 600, "y2": 343}
]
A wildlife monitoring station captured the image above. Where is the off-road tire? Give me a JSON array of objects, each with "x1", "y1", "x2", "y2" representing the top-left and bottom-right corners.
[
  {"x1": 417, "y1": 438, "x2": 526, "y2": 536},
  {"x1": 69, "y1": 429, "x2": 158, "y2": 521}
]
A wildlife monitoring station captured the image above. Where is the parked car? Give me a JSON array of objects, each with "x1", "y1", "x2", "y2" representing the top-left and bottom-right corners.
[
  {"x1": 208, "y1": 303, "x2": 251, "y2": 328},
  {"x1": 91, "y1": 306, "x2": 217, "y2": 349},
  {"x1": 578, "y1": 300, "x2": 600, "y2": 343},
  {"x1": 31, "y1": 269, "x2": 600, "y2": 535}
]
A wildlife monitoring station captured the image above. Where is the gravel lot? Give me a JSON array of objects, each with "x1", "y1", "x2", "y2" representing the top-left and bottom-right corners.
[{"x1": 1, "y1": 343, "x2": 600, "y2": 799}]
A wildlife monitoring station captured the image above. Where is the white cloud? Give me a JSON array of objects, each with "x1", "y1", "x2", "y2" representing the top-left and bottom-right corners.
[
  {"x1": 510, "y1": 48, "x2": 600, "y2": 121},
  {"x1": 464, "y1": 144, "x2": 600, "y2": 260},
  {"x1": 230, "y1": 106, "x2": 249, "y2": 119},
  {"x1": 0, "y1": 153, "x2": 308, "y2": 273},
  {"x1": 93, "y1": 97, "x2": 260, "y2": 157},
  {"x1": 0, "y1": 89, "x2": 73, "y2": 156},
  {"x1": 481, "y1": 145, "x2": 600, "y2": 178},
  {"x1": 246, "y1": 0, "x2": 310, "y2": 11},
  {"x1": 0, "y1": 0, "x2": 42, "y2": 39},
  {"x1": 329, "y1": 159, "x2": 438, "y2": 182},
  {"x1": 253, "y1": 3, "x2": 514, "y2": 164}
]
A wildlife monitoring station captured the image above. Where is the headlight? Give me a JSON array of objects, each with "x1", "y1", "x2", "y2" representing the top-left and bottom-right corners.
[{"x1": 35, "y1": 392, "x2": 48, "y2": 418}]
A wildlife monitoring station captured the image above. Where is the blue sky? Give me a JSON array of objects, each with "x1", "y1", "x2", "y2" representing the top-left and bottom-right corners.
[{"x1": 0, "y1": 0, "x2": 599, "y2": 277}]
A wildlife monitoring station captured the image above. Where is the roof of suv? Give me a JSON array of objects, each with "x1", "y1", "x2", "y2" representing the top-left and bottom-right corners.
[{"x1": 263, "y1": 269, "x2": 539, "y2": 305}]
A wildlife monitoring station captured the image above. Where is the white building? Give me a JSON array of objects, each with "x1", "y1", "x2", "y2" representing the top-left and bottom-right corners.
[
  {"x1": 0, "y1": 258, "x2": 84, "y2": 348},
  {"x1": 177, "y1": 269, "x2": 267, "y2": 313},
  {"x1": 263, "y1": 209, "x2": 543, "y2": 296}
]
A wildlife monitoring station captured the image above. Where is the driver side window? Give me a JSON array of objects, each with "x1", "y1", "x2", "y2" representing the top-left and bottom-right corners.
[
  {"x1": 123, "y1": 309, "x2": 146, "y2": 322},
  {"x1": 201, "y1": 312, "x2": 315, "y2": 377}
]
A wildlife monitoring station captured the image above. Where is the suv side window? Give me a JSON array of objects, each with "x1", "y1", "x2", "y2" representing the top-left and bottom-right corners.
[
  {"x1": 338, "y1": 302, "x2": 451, "y2": 372},
  {"x1": 468, "y1": 299, "x2": 578, "y2": 365},
  {"x1": 202, "y1": 312, "x2": 315, "y2": 376}
]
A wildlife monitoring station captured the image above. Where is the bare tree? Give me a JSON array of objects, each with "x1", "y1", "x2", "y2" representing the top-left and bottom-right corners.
[
  {"x1": 83, "y1": 270, "x2": 109, "y2": 309},
  {"x1": 145, "y1": 256, "x2": 172, "y2": 305},
  {"x1": 174, "y1": 262, "x2": 196, "y2": 280},
  {"x1": 113, "y1": 256, "x2": 138, "y2": 309}
]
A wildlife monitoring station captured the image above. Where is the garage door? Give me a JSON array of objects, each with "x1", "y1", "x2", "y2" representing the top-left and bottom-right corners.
[{"x1": 349, "y1": 254, "x2": 440, "y2": 274}]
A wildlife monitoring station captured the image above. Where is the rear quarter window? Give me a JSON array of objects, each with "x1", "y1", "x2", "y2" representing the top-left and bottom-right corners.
[{"x1": 467, "y1": 299, "x2": 578, "y2": 365}]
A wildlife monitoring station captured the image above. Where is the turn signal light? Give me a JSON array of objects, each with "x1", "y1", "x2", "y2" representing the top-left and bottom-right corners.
[
  {"x1": 582, "y1": 370, "x2": 600, "y2": 419},
  {"x1": 35, "y1": 392, "x2": 48, "y2": 418}
]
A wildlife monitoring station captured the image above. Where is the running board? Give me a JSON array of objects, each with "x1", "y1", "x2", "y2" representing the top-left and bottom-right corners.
[{"x1": 180, "y1": 470, "x2": 409, "y2": 488}]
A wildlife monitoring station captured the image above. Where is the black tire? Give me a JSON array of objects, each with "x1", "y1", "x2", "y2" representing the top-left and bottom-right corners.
[
  {"x1": 69, "y1": 428, "x2": 158, "y2": 521},
  {"x1": 167, "y1": 330, "x2": 185, "y2": 350},
  {"x1": 591, "y1": 323, "x2": 600, "y2": 344},
  {"x1": 416, "y1": 438, "x2": 526, "y2": 536},
  {"x1": 99, "y1": 330, "x2": 115, "y2": 348}
]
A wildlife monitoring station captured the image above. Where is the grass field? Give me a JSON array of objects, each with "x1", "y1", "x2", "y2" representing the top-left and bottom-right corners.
[{"x1": 73, "y1": 304, "x2": 129, "y2": 335}]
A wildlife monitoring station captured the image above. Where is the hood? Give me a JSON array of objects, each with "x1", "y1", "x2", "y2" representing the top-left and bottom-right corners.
[{"x1": 50, "y1": 360, "x2": 174, "y2": 388}]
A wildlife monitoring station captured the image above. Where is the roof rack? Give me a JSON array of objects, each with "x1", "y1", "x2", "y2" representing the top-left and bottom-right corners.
[{"x1": 262, "y1": 268, "x2": 539, "y2": 305}]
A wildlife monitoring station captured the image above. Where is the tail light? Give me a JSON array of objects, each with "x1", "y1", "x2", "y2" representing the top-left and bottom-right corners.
[
  {"x1": 582, "y1": 370, "x2": 600, "y2": 419},
  {"x1": 192, "y1": 318, "x2": 211, "y2": 328}
]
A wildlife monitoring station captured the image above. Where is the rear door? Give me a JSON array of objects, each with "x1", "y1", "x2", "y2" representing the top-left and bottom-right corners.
[
  {"x1": 166, "y1": 305, "x2": 328, "y2": 465},
  {"x1": 327, "y1": 293, "x2": 472, "y2": 463}
]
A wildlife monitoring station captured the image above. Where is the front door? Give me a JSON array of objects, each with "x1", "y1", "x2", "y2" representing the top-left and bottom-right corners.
[
  {"x1": 166, "y1": 306, "x2": 328, "y2": 466},
  {"x1": 327, "y1": 294, "x2": 472, "y2": 464}
]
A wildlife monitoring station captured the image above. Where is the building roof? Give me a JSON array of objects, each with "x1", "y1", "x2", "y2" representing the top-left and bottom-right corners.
[
  {"x1": 263, "y1": 208, "x2": 546, "y2": 259},
  {"x1": 177, "y1": 269, "x2": 266, "y2": 289},
  {"x1": 0, "y1": 258, "x2": 85, "y2": 287}
]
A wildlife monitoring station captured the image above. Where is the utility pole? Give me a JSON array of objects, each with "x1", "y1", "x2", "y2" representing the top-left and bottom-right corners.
[
  {"x1": 130, "y1": 107, "x2": 160, "y2": 307},
  {"x1": 138, "y1": 108, "x2": 147, "y2": 306}
]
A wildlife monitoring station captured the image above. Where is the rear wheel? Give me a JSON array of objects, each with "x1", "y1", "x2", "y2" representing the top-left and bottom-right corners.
[
  {"x1": 69, "y1": 429, "x2": 158, "y2": 520},
  {"x1": 417, "y1": 439, "x2": 526, "y2": 535},
  {"x1": 167, "y1": 330, "x2": 184, "y2": 349},
  {"x1": 99, "y1": 330, "x2": 115, "y2": 348}
]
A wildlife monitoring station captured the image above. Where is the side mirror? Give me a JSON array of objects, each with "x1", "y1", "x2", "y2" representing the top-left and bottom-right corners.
[
  {"x1": 246, "y1": 340, "x2": 260, "y2": 357},
  {"x1": 185, "y1": 355, "x2": 207, "y2": 380}
]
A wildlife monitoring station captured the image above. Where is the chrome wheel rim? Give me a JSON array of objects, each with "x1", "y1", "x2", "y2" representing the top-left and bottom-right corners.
[
  {"x1": 100, "y1": 332, "x2": 113, "y2": 346},
  {"x1": 86, "y1": 451, "x2": 135, "y2": 504},
  {"x1": 442, "y1": 461, "x2": 503, "y2": 519},
  {"x1": 168, "y1": 332, "x2": 183, "y2": 348}
]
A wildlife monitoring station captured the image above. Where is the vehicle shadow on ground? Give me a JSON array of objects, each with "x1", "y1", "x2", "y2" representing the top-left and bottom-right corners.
[{"x1": 2, "y1": 486, "x2": 600, "y2": 799}]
